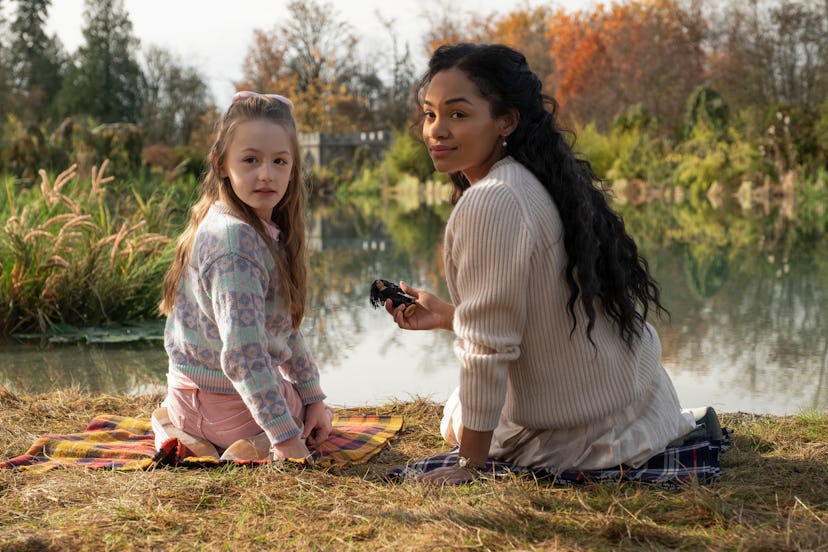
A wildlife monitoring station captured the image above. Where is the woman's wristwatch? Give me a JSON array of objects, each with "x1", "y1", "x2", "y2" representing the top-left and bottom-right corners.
[{"x1": 456, "y1": 456, "x2": 479, "y2": 470}]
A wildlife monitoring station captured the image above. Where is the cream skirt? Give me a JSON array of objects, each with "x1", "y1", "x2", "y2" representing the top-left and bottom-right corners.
[{"x1": 440, "y1": 366, "x2": 696, "y2": 471}]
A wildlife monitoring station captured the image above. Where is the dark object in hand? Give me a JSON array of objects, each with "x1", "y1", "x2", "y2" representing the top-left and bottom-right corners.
[{"x1": 370, "y1": 279, "x2": 417, "y2": 318}]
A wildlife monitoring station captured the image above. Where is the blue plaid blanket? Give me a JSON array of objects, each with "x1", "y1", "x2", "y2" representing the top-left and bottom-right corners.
[{"x1": 388, "y1": 429, "x2": 730, "y2": 487}]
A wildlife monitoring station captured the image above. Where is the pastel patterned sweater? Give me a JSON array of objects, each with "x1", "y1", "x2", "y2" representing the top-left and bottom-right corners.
[
  {"x1": 444, "y1": 157, "x2": 674, "y2": 434},
  {"x1": 164, "y1": 203, "x2": 325, "y2": 444}
]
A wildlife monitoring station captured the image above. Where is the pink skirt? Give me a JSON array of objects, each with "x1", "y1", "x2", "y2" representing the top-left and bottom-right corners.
[{"x1": 163, "y1": 379, "x2": 305, "y2": 449}]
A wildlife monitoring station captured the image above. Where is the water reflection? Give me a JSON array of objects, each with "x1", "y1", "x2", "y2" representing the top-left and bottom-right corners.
[
  {"x1": 0, "y1": 340, "x2": 167, "y2": 395},
  {"x1": 1, "y1": 184, "x2": 826, "y2": 415}
]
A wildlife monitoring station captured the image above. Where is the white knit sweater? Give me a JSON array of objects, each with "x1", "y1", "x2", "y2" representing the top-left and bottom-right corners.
[{"x1": 444, "y1": 156, "x2": 665, "y2": 433}]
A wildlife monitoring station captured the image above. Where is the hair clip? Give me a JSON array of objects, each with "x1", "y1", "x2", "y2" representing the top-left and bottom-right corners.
[{"x1": 232, "y1": 90, "x2": 294, "y2": 112}]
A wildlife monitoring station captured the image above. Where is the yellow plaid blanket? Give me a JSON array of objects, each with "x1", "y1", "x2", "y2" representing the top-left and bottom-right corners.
[{"x1": 1, "y1": 414, "x2": 403, "y2": 473}]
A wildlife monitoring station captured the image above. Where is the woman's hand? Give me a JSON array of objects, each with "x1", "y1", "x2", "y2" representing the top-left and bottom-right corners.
[
  {"x1": 271, "y1": 435, "x2": 311, "y2": 462},
  {"x1": 385, "y1": 282, "x2": 454, "y2": 331},
  {"x1": 419, "y1": 464, "x2": 480, "y2": 485},
  {"x1": 302, "y1": 400, "x2": 333, "y2": 446},
  {"x1": 420, "y1": 428, "x2": 493, "y2": 485}
]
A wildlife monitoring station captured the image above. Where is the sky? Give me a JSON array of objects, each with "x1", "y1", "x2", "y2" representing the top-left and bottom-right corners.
[{"x1": 45, "y1": 0, "x2": 597, "y2": 104}]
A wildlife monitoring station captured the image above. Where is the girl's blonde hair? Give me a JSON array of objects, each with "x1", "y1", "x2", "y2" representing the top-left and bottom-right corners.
[{"x1": 160, "y1": 95, "x2": 308, "y2": 329}]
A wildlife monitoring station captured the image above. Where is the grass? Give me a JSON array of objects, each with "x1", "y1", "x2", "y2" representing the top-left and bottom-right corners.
[
  {"x1": 0, "y1": 388, "x2": 826, "y2": 551},
  {"x1": 0, "y1": 163, "x2": 174, "y2": 336}
]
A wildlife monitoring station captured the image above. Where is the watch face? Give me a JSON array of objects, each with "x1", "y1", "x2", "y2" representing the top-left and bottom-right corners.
[{"x1": 457, "y1": 456, "x2": 469, "y2": 468}]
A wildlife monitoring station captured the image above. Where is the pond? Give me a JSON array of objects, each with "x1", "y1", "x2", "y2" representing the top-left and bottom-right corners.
[{"x1": 1, "y1": 184, "x2": 826, "y2": 416}]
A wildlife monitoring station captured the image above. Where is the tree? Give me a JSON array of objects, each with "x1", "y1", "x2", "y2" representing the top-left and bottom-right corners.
[
  {"x1": 545, "y1": 0, "x2": 707, "y2": 131},
  {"x1": 705, "y1": 0, "x2": 828, "y2": 111},
  {"x1": 366, "y1": 13, "x2": 417, "y2": 130},
  {"x1": 7, "y1": 0, "x2": 64, "y2": 122},
  {"x1": 421, "y1": 0, "x2": 469, "y2": 56},
  {"x1": 0, "y1": 0, "x2": 12, "y2": 130},
  {"x1": 140, "y1": 45, "x2": 211, "y2": 146},
  {"x1": 238, "y1": 0, "x2": 423, "y2": 133},
  {"x1": 237, "y1": 0, "x2": 373, "y2": 133},
  {"x1": 485, "y1": 5, "x2": 555, "y2": 87},
  {"x1": 237, "y1": 29, "x2": 287, "y2": 95},
  {"x1": 55, "y1": 0, "x2": 143, "y2": 123}
]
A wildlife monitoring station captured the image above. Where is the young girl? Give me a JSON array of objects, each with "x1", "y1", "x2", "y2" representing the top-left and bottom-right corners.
[
  {"x1": 386, "y1": 44, "x2": 698, "y2": 484},
  {"x1": 152, "y1": 91, "x2": 332, "y2": 462}
]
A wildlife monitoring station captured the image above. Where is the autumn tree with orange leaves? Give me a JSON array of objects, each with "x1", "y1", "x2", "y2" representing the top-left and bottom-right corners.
[
  {"x1": 419, "y1": 1, "x2": 707, "y2": 133},
  {"x1": 482, "y1": 6, "x2": 555, "y2": 86},
  {"x1": 545, "y1": 0, "x2": 707, "y2": 131}
]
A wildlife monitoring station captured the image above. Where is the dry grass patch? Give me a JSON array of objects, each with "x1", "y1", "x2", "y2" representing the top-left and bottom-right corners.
[{"x1": 1, "y1": 389, "x2": 826, "y2": 551}]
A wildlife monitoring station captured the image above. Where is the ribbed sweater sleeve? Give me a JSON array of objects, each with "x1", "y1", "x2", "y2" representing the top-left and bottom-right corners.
[{"x1": 445, "y1": 173, "x2": 533, "y2": 432}]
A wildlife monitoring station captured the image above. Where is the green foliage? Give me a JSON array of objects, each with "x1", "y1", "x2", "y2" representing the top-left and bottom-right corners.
[
  {"x1": 816, "y1": 95, "x2": 828, "y2": 158},
  {"x1": 782, "y1": 102, "x2": 827, "y2": 171},
  {"x1": 670, "y1": 123, "x2": 760, "y2": 194},
  {"x1": 610, "y1": 110, "x2": 677, "y2": 185},
  {"x1": 574, "y1": 96, "x2": 791, "y2": 193},
  {"x1": 335, "y1": 128, "x2": 436, "y2": 202},
  {"x1": 376, "y1": 128, "x2": 434, "y2": 183},
  {"x1": 90, "y1": 122, "x2": 142, "y2": 176},
  {"x1": 602, "y1": 127, "x2": 649, "y2": 181},
  {"x1": 307, "y1": 158, "x2": 356, "y2": 205},
  {"x1": 571, "y1": 122, "x2": 615, "y2": 179},
  {"x1": 6, "y1": 0, "x2": 65, "y2": 123},
  {"x1": 54, "y1": 0, "x2": 143, "y2": 123},
  {"x1": 2, "y1": 113, "x2": 69, "y2": 179},
  {"x1": 684, "y1": 85, "x2": 729, "y2": 137},
  {"x1": 340, "y1": 166, "x2": 382, "y2": 198},
  {"x1": 3, "y1": 114, "x2": 148, "y2": 179},
  {"x1": 796, "y1": 167, "x2": 828, "y2": 234},
  {"x1": 0, "y1": 162, "x2": 172, "y2": 335}
]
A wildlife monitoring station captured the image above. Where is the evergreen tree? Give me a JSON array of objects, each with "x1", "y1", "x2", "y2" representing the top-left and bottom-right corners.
[
  {"x1": 8, "y1": 0, "x2": 64, "y2": 122},
  {"x1": 55, "y1": 0, "x2": 143, "y2": 123}
]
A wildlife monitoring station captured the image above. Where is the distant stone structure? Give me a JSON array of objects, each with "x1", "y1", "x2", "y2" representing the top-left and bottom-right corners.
[{"x1": 299, "y1": 130, "x2": 391, "y2": 168}]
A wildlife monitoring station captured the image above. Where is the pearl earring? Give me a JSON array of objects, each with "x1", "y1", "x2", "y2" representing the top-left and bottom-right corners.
[{"x1": 502, "y1": 138, "x2": 508, "y2": 147}]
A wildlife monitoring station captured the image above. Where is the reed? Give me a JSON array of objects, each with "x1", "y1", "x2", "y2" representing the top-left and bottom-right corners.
[{"x1": 0, "y1": 162, "x2": 173, "y2": 336}]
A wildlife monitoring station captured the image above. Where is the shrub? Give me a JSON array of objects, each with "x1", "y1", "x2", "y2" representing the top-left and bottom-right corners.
[
  {"x1": 380, "y1": 128, "x2": 434, "y2": 183},
  {"x1": 0, "y1": 162, "x2": 172, "y2": 336}
]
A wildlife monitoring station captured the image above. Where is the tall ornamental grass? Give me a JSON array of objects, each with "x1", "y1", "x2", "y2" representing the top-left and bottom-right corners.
[{"x1": 0, "y1": 161, "x2": 173, "y2": 336}]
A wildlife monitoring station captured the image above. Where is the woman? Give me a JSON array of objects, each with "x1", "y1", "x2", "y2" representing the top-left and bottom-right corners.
[{"x1": 385, "y1": 43, "x2": 696, "y2": 484}]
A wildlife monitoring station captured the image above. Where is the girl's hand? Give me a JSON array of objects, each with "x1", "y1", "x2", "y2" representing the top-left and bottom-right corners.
[
  {"x1": 385, "y1": 282, "x2": 454, "y2": 331},
  {"x1": 302, "y1": 400, "x2": 333, "y2": 446},
  {"x1": 271, "y1": 435, "x2": 311, "y2": 462}
]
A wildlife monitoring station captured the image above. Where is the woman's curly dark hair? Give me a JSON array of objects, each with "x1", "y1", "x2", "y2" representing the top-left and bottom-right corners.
[{"x1": 416, "y1": 43, "x2": 667, "y2": 348}]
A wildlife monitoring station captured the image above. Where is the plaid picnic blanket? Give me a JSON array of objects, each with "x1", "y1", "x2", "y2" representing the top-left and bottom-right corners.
[
  {"x1": 388, "y1": 429, "x2": 731, "y2": 487},
  {"x1": 1, "y1": 414, "x2": 403, "y2": 473}
]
